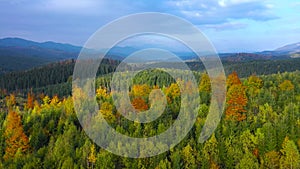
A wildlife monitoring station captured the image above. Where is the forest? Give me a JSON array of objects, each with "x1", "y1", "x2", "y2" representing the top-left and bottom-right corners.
[
  {"x1": 0, "y1": 58, "x2": 299, "y2": 168},
  {"x1": 1, "y1": 58, "x2": 300, "y2": 98}
]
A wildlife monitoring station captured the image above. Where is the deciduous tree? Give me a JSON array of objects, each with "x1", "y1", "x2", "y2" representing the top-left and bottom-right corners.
[
  {"x1": 279, "y1": 80, "x2": 294, "y2": 91},
  {"x1": 132, "y1": 97, "x2": 149, "y2": 112},
  {"x1": 225, "y1": 84, "x2": 248, "y2": 121},
  {"x1": 4, "y1": 111, "x2": 29, "y2": 160}
]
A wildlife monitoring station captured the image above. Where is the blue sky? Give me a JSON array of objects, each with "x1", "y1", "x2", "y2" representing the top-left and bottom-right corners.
[{"x1": 0, "y1": 0, "x2": 300, "y2": 52}]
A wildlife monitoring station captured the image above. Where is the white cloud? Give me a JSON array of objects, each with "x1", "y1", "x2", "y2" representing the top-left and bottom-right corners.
[
  {"x1": 218, "y1": 0, "x2": 262, "y2": 7},
  {"x1": 218, "y1": 0, "x2": 226, "y2": 7},
  {"x1": 202, "y1": 22, "x2": 248, "y2": 31},
  {"x1": 39, "y1": 0, "x2": 105, "y2": 14},
  {"x1": 166, "y1": 0, "x2": 277, "y2": 25}
]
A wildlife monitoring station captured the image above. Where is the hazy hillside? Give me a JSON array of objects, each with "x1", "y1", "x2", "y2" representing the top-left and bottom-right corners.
[
  {"x1": 0, "y1": 38, "x2": 81, "y2": 73},
  {"x1": 0, "y1": 37, "x2": 299, "y2": 74}
]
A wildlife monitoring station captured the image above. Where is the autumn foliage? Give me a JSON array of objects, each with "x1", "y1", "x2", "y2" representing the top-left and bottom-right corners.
[
  {"x1": 4, "y1": 111, "x2": 30, "y2": 160},
  {"x1": 226, "y1": 71, "x2": 241, "y2": 87},
  {"x1": 131, "y1": 84, "x2": 151, "y2": 98},
  {"x1": 279, "y1": 80, "x2": 294, "y2": 91},
  {"x1": 132, "y1": 97, "x2": 149, "y2": 112},
  {"x1": 199, "y1": 72, "x2": 211, "y2": 92},
  {"x1": 225, "y1": 72, "x2": 248, "y2": 121},
  {"x1": 5, "y1": 94, "x2": 16, "y2": 110},
  {"x1": 26, "y1": 92, "x2": 34, "y2": 109}
]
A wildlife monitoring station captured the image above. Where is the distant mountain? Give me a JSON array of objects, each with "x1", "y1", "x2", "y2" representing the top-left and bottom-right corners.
[
  {"x1": 274, "y1": 42, "x2": 300, "y2": 58},
  {"x1": 0, "y1": 38, "x2": 136, "y2": 73},
  {"x1": 220, "y1": 42, "x2": 300, "y2": 62},
  {"x1": 0, "y1": 37, "x2": 82, "y2": 53},
  {"x1": 0, "y1": 38, "x2": 82, "y2": 73},
  {"x1": 275, "y1": 42, "x2": 300, "y2": 53},
  {"x1": 0, "y1": 37, "x2": 299, "y2": 73}
]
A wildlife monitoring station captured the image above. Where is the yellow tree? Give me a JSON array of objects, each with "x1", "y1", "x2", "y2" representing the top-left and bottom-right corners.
[
  {"x1": 5, "y1": 94, "x2": 16, "y2": 110},
  {"x1": 88, "y1": 144, "x2": 97, "y2": 169},
  {"x1": 225, "y1": 72, "x2": 248, "y2": 121},
  {"x1": 280, "y1": 136, "x2": 300, "y2": 168},
  {"x1": 50, "y1": 95, "x2": 60, "y2": 105},
  {"x1": 246, "y1": 74, "x2": 263, "y2": 96},
  {"x1": 131, "y1": 84, "x2": 151, "y2": 98},
  {"x1": 203, "y1": 133, "x2": 220, "y2": 168},
  {"x1": 199, "y1": 72, "x2": 211, "y2": 92},
  {"x1": 165, "y1": 83, "x2": 181, "y2": 113},
  {"x1": 264, "y1": 151, "x2": 280, "y2": 168},
  {"x1": 279, "y1": 80, "x2": 294, "y2": 91},
  {"x1": 226, "y1": 71, "x2": 241, "y2": 87},
  {"x1": 199, "y1": 72, "x2": 212, "y2": 104},
  {"x1": 166, "y1": 83, "x2": 180, "y2": 104},
  {"x1": 4, "y1": 111, "x2": 30, "y2": 160},
  {"x1": 99, "y1": 102, "x2": 116, "y2": 123},
  {"x1": 96, "y1": 87, "x2": 109, "y2": 101},
  {"x1": 182, "y1": 144, "x2": 197, "y2": 169}
]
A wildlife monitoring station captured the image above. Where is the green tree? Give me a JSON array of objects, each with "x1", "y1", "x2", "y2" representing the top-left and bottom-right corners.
[
  {"x1": 182, "y1": 144, "x2": 196, "y2": 169},
  {"x1": 155, "y1": 158, "x2": 172, "y2": 169},
  {"x1": 203, "y1": 133, "x2": 219, "y2": 168},
  {"x1": 280, "y1": 137, "x2": 300, "y2": 168},
  {"x1": 199, "y1": 72, "x2": 211, "y2": 104},
  {"x1": 236, "y1": 151, "x2": 259, "y2": 169},
  {"x1": 96, "y1": 149, "x2": 115, "y2": 169}
]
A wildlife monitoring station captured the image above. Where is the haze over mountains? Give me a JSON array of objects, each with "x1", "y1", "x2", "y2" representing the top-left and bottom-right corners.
[{"x1": 0, "y1": 37, "x2": 299, "y2": 73}]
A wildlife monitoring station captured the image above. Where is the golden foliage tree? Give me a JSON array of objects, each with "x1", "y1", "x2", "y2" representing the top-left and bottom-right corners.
[
  {"x1": 26, "y1": 92, "x2": 34, "y2": 110},
  {"x1": 132, "y1": 97, "x2": 149, "y2": 112},
  {"x1": 50, "y1": 95, "x2": 60, "y2": 105},
  {"x1": 199, "y1": 72, "x2": 211, "y2": 92},
  {"x1": 99, "y1": 102, "x2": 116, "y2": 123},
  {"x1": 96, "y1": 87, "x2": 109, "y2": 100},
  {"x1": 5, "y1": 94, "x2": 16, "y2": 110},
  {"x1": 280, "y1": 136, "x2": 300, "y2": 168},
  {"x1": 246, "y1": 75, "x2": 263, "y2": 96},
  {"x1": 88, "y1": 144, "x2": 97, "y2": 169},
  {"x1": 166, "y1": 83, "x2": 180, "y2": 104},
  {"x1": 130, "y1": 84, "x2": 151, "y2": 112},
  {"x1": 226, "y1": 71, "x2": 241, "y2": 87},
  {"x1": 263, "y1": 151, "x2": 280, "y2": 168},
  {"x1": 4, "y1": 111, "x2": 30, "y2": 160},
  {"x1": 203, "y1": 133, "x2": 219, "y2": 168},
  {"x1": 279, "y1": 80, "x2": 294, "y2": 91},
  {"x1": 225, "y1": 72, "x2": 248, "y2": 121},
  {"x1": 131, "y1": 84, "x2": 151, "y2": 98}
]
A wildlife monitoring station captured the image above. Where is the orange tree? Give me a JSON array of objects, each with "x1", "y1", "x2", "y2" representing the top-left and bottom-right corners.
[
  {"x1": 225, "y1": 72, "x2": 248, "y2": 122},
  {"x1": 4, "y1": 111, "x2": 30, "y2": 160}
]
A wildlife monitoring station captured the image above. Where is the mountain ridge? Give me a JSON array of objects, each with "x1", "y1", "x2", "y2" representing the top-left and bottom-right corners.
[{"x1": 0, "y1": 37, "x2": 299, "y2": 73}]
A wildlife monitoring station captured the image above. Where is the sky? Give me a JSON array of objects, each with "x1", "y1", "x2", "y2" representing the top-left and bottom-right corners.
[{"x1": 0, "y1": 0, "x2": 300, "y2": 52}]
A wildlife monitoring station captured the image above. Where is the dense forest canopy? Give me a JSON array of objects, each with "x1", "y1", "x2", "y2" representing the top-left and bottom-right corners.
[
  {"x1": 0, "y1": 60, "x2": 300, "y2": 168},
  {"x1": 1, "y1": 58, "x2": 300, "y2": 98}
]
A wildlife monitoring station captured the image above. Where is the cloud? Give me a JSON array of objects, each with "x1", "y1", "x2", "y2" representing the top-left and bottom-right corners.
[
  {"x1": 0, "y1": 0, "x2": 288, "y2": 49},
  {"x1": 43, "y1": 0, "x2": 100, "y2": 12},
  {"x1": 218, "y1": 0, "x2": 261, "y2": 7},
  {"x1": 202, "y1": 22, "x2": 248, "y2": 31},
  {"x1": 166, "y1": 0, "x2": 278, "y2": 25}
]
